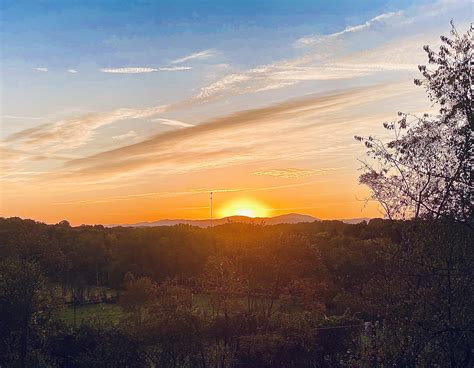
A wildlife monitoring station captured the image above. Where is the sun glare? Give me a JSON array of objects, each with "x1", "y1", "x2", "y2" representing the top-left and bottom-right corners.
[{"x1": 219, "y1": 198, "x2": 269, "y2": 218}]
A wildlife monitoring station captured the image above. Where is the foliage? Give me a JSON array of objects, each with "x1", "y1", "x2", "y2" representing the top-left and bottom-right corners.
[
  {"x1": 49, "y1": 324, "x2": 147, "y2": 368},
  {"x1": 356, "y1": 23, "x2": 473, "y2": 221},
  {"x1": 355, "y1": 220, "x2": 474, "y2": 367},
  {"x1": 0, "y1": 259, "x2": 59, "y2": 367},
  {"x1": 2, "y1": 215, "x2": 471, "y2": 366}
]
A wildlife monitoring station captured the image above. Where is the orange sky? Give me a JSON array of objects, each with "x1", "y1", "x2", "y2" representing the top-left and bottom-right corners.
[
  {"x1": 1, "y1": 1, "x2": 465, "y2": 225},
  {"x1": 1, "y1": 83, "x2": 430, "y2": 225}
]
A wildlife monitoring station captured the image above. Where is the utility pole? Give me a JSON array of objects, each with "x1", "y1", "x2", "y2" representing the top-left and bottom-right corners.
[
  {"x1": 210, "y1": 192, "x2": 213, "y2": 228},
  {"x1": 210, "y1": 191, "x2": 217, "y2": 253}
]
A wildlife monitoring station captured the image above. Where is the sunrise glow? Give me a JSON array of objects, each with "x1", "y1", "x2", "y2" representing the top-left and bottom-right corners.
[{"x1": 219, "y1": 198, "x2": 270, "y2": 218}]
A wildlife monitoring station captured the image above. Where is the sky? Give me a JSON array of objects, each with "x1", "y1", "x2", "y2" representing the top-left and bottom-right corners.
[{"x1": 0, "y1": 0, "x2": 471, "y2": 225}]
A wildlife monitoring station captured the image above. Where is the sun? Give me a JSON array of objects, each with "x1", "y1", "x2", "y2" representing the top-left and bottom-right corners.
[
  {"x1": 218, "y1": 198, "x2": 269, "y2": 218},
  {"x1": 235, "y1": 208, "x2": 257, "y2": 217}
]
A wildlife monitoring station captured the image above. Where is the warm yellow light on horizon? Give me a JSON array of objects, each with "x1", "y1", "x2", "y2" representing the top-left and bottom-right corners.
[
  {"x1": 218, "y1": 198, "x2": 269, "y2": 218},
  {"x1": 235, "y1": 208, "x2": 257, "y2": 217}
]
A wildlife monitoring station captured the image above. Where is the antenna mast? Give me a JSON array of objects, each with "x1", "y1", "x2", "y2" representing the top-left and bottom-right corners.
[{"x1": 210, "y1": 192, "x2": 213, "y2": 228}]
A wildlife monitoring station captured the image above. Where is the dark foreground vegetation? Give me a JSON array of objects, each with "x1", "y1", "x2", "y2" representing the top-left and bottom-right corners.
[{"x1": 1, "y1": 217, "x2": 473, "y2": 367}]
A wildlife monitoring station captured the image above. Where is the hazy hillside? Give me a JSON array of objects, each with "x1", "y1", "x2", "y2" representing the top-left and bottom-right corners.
[{"x1": 110, "y1": 213, "x2": 373, "y2": 228}]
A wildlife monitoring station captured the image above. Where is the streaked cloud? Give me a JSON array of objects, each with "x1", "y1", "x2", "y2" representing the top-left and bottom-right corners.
[
  {"x1": 67, "y1": 69, "x2": 78, "y2": 73},
  {"x1": 0, "y1": 147, "x2": 26, "y2": 166},
  {"x1": 0, "y1": 146, "x2": 76, "y2": 176},
  {"x1": 253, "y1": 167, "x2": 341, "y2": 179},
  {"x1": 112, "y1": 130, "x2": 138, "y2": 140},
  {"x1": 1, "y1": 115, "x2": 43, "y2": 120},
  {"x1": 171, "y1": 49, "x2": 216, "y2": 64},
  {"x1": 52, "y1": 181, "x2": 329, "y2": 206},
  {"x1": 35, "y1": 67, "x2": 48, "y2": 72},
  {"x1": 5, "y1": 0, "x2": 452, "y2": 185},
  {"x1": 194, "y1": 60, "x2": 404, "y2": 102},
  {"x1": 53, "y1": 187, "x2": 245, "y2": 206},
  {"x1": 4, "y1": 104, "x2": 169, "y2": 152},
  {"x1": 101, "y1": 67, "x2": 158, "y2": 74},
  {"x1": 195, "y1": 29, "x2": 412, "y2": 101},
  {"x1": 295, "y1": 11, "x2": 404, "y2": 47},
  {"x1": 193, "y1": 4, "x2": 463, "y2": 102},
  {"x1": 158, "y1": 66, "x2": 192, "y2": 71},
  {"x1": 153, "y1": 118, "x2": 195, "y2": 128},
  {"x1": 196, "y1": 73, "x2": 252, "y2": 99},
  {"x1": 51, "y1": 83, "x2": 413, "y2": 182},
  {"x1": 100, "y1": 66, "x2": 192, "y2": 73}
]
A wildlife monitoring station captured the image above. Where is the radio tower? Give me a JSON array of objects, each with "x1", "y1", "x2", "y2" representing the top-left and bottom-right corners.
[{"x1": 210, "y1": 192, "x2": 213, "y2": 228}]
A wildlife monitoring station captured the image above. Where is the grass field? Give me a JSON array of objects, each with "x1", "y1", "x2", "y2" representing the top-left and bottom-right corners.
[
  {"x1": 58, "y1": 293, "x2": 297, "y2": 326},
  {"x1": 58, "y1": 303, "x2": 124, "y2": 326}
]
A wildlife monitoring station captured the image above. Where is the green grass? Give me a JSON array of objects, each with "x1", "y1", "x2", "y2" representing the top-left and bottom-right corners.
[
  {"x1": 58, "y1": 293, "x2": 302, "y2": 326},
  {"x1": 58, "y1": 303, "x2": 124, "y2": 326}
]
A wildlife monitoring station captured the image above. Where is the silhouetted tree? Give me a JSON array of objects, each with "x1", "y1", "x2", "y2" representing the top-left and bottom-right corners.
[{"x1": 356, "y1": 22, "x2": 472, "y2": 221}]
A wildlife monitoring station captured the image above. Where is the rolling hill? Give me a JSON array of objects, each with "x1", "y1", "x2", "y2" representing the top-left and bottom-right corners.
[{"x1": 110, "y1": 213, "x2": 373, "y2": 228}]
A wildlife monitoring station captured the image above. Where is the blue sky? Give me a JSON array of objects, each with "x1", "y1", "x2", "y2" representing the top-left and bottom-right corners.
[
  {"x1": 0, "y1": 0, "x2": 471, "y2": 224},
  {"x1": 1, "y1": 0, "x2": 454, "y2": 122},
  {"x1": 2, "y1": 1, "x2": 426, "y2": 72}
]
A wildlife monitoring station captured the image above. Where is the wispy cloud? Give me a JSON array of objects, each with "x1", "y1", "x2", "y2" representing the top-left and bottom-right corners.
[
  {"x1": 196, "y1": 73, "x2": 252, "y2": 100},
  {"x1": 253, "y1": 167, "x2": 341, "y2": 179},
  {"x1": 101, "y1": 67, "x2": 158, "y2": 74},
  {"x1": 295, "y1": 11, "x2": 405, "y2": 47},
  {"x1": 4, "y1": 104, "x2": 169, "y2": 152},
  {"x1": 194, "y1": 61, "x2": 401, "y2": 102},
  {"x1": 52, "y1": 181, "x2": 328, "y2": 206},
  {"x1": 0, "y1": 146, "x2": 77, "y2": 177},
  {"x1": 158, "y1": 66, "x2": 192, "y2": 71},
  {"x1": 1, "y1": 115, "x2": 44, "y2": 120},
  {"x1": 192, "y1": 8, "x2": 445, "y2": 103},
  {"x1": 67, "y1": 69, "x2": 78, "y2": 74},
  {"x1": 58, "y1": 184, "x2": 331, "y2": 210},
  {"x1": 51, "y1": 83, "x2": 411, "y2": 182},
  {"x1": 193, "y1": 5, "x2": 469, "y2": 103},
  {"x1": 5, "y1": 1, "x2": 456, "y2": 186},
  {"x1": 171, "y1": 49, "x2": 216, "y2": 64},
  {"x1": 53, "y1": 187, "x2": 244, "y2": 206},
  {"x1": 35, "y1": 67, "x2": 48, "y2": 72},
  {"x1": 100, "y1": 66, "x2": 192, "y2": 73},
  {"x1": 112, "y1": 130, "x2": 138, "y2": 140},
  {"x1": 153, "y1": 118, "x2": 195, "y2": 128}
]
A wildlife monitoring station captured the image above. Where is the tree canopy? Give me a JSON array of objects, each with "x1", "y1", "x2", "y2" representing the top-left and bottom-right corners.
[{"x1": 356, "y1": 22, "x2": 473, "y2": 221}]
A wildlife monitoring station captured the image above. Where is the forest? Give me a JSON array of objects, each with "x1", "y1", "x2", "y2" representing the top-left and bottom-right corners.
[
  {"x1": 1, "y1": 217, "x2": 472, "y2": 367},
  {"x1": 1, "y1": 20, "x2": 473, "y2": 368}
]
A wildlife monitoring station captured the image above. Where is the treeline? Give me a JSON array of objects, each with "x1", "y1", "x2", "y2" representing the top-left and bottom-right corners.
[
  {"x1": 0, "y1": 217, "x2": 398, "y2": 290},
  {"x1": 1, "y1": 217, "x2": 473, "y2": 367}
]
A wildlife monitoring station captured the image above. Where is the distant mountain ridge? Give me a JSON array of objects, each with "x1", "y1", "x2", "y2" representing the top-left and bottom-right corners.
[{"x1": 110, "y1": 213, "x2": 373, "y2": 228}]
